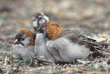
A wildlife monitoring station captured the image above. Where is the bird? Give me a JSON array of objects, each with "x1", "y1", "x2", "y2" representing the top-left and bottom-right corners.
[
  {"x1": 32, "y1": 12, "x2": 84, "y2": 63},
  {"x1": 32, "y1": 12, "x2": 104, "y2": 63},
  {"x1": 32, "y1": 12, "x2": 49, "y2": 42},
  {"x1": 13, "y1": 29, "x2": 35, "y2": 59}
]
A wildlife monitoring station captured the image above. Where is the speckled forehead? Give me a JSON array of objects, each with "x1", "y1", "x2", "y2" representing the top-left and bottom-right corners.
[
  {"x1": 34, "y1": 12, "x2": 44, "y2": 19},
  {"x1": 15, "y1": 31, "x2": 24, "y2": 39}
]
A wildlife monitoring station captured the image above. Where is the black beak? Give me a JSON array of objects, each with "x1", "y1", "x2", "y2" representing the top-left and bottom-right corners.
[
  {"x1": 14, "y1": 41, "x2": 24, "y2": 46},
  {"x1": 14, "y1": 41, "x2": 19, "y2": 45},
  {"x1": 36, "y1": 24, "x2": 44, "y2": 32}
]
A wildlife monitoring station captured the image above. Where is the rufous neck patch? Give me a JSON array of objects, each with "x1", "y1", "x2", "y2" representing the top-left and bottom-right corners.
[
  {"x1": 44, "y1": 22, "x2": 63, "y2": 40},
  {"x1": 22, "y1": 29, "x2": 34, "y2": 45}
]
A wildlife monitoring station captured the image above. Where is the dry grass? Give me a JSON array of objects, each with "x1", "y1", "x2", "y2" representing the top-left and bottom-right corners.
[
  {"x1": 0, "y1": 19, "x2": 110, "y2": 74},
  {"x1": 0, "y1": 0, "x2": 110, "y2": 74}
]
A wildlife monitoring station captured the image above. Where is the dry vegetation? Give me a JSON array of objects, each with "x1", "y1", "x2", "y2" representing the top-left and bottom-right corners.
[{"x1": 0, "y1": 0, "x2": 110, "y2": 74}]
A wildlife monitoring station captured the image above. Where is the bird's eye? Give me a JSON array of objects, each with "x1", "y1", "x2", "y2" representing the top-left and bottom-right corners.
[{"x1": 21, "y1": 38, "x2": 24, "y2": 41}]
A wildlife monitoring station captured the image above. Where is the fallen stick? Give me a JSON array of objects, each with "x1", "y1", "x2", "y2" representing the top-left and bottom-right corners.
[{"x1": 96, "y1": 49, "x2": 110, "y2": 56}]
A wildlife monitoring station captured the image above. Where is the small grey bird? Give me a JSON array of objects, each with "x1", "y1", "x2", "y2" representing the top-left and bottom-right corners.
[
  {"x1": 32, "y1": 12, "x2": 103, "y2": 63},
  {"x1": 32, "y1": 12, "x2": 49, "y2": 42},
  {"x1": 31, "y1": 12, "x2": 92, "y2": 63},
  {"x1": 13, "y1": 29, "x2": 35, "y2": 59}
]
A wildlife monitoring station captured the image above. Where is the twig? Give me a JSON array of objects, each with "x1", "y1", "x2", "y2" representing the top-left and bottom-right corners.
[
  {"x1": 96, "y1": 49, "x2": 110, "y2": 56},
  {"x1": 77, "y1": 59, "x2": 93, "y2": 64}
]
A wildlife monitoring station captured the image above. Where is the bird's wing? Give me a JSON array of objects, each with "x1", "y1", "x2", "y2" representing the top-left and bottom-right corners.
[{"x1": 56, "y1": 29, "x2": 108, "y2": 49}]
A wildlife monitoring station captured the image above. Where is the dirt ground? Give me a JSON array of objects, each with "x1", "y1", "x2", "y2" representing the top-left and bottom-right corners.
[{"x1": 0, "y1": 0, "x2": 110, "y2": 74}]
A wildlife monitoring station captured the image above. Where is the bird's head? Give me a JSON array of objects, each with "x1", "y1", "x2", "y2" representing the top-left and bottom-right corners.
[
  {"x1": 31, "y1": 12, "x2": 49, "y2": 32},
  {"x1": 14, "y1": 29, "x2": 35, "y2": 47}
]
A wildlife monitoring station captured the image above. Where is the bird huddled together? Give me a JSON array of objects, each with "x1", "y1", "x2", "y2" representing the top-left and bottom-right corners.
[{"x1": 13, "y1": 12, "x2": 101, "y2": 63}]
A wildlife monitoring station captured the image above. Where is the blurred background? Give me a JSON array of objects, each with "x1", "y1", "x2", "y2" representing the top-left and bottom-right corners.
[{"x1": 0, "y1": 0, "x2": 110, "y2": 48}]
